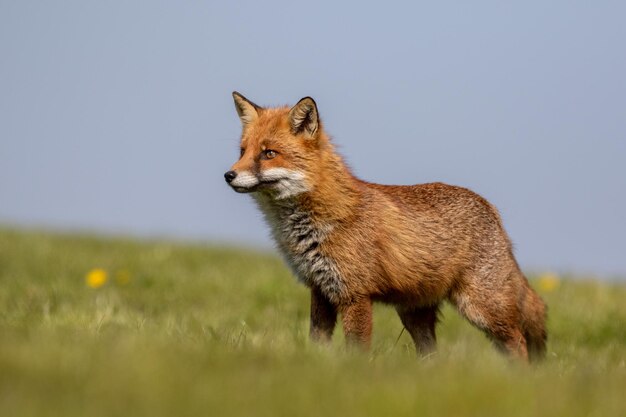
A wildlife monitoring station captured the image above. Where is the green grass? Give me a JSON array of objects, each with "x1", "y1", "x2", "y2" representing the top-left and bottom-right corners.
[{"x1": 0, "y1": 227, "x2": 625, "y2": 417}]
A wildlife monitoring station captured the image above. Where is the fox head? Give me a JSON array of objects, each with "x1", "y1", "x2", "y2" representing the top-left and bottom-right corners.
[{"x1": 225, "y1": 92, "x2": 325, "y2": 200}]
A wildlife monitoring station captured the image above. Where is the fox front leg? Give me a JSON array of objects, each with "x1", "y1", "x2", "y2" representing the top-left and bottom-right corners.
[
  {"x1": 310, "y1": 287, "x2": 337, "y2": 343},
  {"x1": 340, "y1": 297, "x2": 373, "y2": 350}
]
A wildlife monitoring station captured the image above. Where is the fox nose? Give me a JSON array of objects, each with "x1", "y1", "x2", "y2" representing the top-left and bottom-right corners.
[{"x1": 224, "y1": 170, "x2": 237, "y2": 183}]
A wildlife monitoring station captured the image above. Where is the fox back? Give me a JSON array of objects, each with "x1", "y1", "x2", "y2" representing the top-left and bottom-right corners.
[{"x1": 225, "y1": 92, "x2": 547, "y2": 362}]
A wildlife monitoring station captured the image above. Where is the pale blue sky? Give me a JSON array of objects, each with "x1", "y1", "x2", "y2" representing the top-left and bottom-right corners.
[{"x1": 1, "y1": 2, "x2": 625, "y2": 276}]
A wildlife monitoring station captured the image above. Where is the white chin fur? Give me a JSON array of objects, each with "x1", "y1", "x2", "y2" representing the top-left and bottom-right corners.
[{"x1": 260, "y1": 168, "x2": 309, "y2": 199}]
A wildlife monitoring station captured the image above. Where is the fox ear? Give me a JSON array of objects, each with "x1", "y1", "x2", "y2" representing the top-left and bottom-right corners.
[
  {"x1": 289, "y1": 97, "x2": 319, "y2": 138},
  {"x1": 232, "y1": 91, "x2": 261, "y2": 127}
]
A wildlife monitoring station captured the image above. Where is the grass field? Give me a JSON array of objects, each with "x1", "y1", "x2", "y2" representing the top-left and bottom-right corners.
[{"x1": 0, "y1": 228, "x2": 624, "y2": 417}]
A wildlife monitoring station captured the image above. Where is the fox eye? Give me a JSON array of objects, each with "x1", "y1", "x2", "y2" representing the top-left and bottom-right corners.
[
  {"x1": 263, "y1": 149, "x2": 278, "y2": 159},
  {"x1": 240, "y1": 148, "x2": 245, "y2": 157}
]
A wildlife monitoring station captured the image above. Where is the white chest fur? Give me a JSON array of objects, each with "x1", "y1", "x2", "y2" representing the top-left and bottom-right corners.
[{"x1": 253, "y1": 196, "x2": 346, "y2": 303}]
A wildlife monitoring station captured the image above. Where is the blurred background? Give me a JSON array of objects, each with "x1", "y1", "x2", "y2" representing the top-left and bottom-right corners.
[{"x1": 1, "y1": 1, "x2": 624, "y2": 277}]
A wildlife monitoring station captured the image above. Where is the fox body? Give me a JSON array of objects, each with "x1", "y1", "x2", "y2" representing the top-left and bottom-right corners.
[{"x1": 225, "y1": 92, "x2": 547, "y2": 361}]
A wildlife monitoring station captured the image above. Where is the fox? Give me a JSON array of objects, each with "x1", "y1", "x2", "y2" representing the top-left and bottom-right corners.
[{"x1": 224, "y1": 92, "x2": 547, "y2": 362}]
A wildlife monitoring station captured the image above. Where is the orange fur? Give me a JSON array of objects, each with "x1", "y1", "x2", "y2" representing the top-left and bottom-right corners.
[{"x1": 226, "y1": 92, "x2": 547, "y2": 362}]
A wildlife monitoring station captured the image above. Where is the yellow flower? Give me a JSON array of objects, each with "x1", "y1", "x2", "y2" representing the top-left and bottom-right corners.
[
  {"x1": 538, "y1": 272, "x2": 560, "y2": 292},
  {"x1": 85, "y1": 268, "x2": 108, "y2": 288},
  {"x1": 115, "y1": 269, "x2": 131, "y2": 286}
]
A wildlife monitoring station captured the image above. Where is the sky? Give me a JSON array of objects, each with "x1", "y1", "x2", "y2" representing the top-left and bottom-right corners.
[{"x1": 1, "y1": 2, "x2": 625, "y2": 277}]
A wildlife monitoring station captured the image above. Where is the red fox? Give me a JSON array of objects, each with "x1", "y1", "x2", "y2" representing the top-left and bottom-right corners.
[{"x1": 225, "y1": 92, "x2": 547, "y2": 362}]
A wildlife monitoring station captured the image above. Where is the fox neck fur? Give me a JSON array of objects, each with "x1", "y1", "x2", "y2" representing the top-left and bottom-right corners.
[{"x1": 252, "y1": 147, "x2": 359, "y2": 303}]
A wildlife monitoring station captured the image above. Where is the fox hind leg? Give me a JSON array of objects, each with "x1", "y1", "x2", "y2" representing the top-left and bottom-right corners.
[
  {"x1": 520, "y1": 283, "x2": 548, "y2": 361},
  {"x1": 396, "y1": 304, "x2": 440, "y2": 356},
  {"x1": 450, "y1": 285, "x2": 529, "y2": 361}
]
